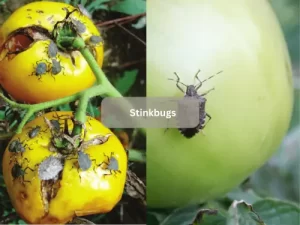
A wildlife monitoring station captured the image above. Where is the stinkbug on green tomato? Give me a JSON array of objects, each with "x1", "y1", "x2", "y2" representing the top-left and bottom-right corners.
[{"x1": 168, "y1": 70, "x2": 222, "y2": 138}]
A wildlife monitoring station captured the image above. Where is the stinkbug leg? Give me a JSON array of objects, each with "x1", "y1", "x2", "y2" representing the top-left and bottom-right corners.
[
  {"x1": 168, "y1": 72, "x2": 186, "y2": 93},
  {"x1": 200, "y1": 88, "x2": 215, "y2": 96}
]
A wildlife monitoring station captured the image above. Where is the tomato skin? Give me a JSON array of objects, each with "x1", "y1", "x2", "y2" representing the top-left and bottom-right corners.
[
  {"x1": 2, "y1": 111, "x2": 127, "y2": 224},
  {"x1": 146, "y1": 0, "x2": 293, "y2": 208},
  {"x1": 0, "y1": 1, "x2": 104, "y2": 103}
]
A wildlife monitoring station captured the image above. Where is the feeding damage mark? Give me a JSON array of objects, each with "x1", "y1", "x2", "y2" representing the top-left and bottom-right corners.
[
  {"x1": 38, "y1": 155, "x2": 63, "y2": 213},
  {"x1": 167, "y1": 69, "x2": 222, "y2": 138},
  {"x1": 0, "y1": 27, "x2": 51, "y2": 60}
]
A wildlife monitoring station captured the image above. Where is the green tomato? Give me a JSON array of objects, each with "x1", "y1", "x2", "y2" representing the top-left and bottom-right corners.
[{"x1": 147, "y1": 0, "x2": 293, "y2": 208}]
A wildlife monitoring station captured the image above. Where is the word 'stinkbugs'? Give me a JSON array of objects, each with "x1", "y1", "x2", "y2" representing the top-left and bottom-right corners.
[
  {"x1": 38, "y1": 155, "x2": 64, "y2": 181},
  {"x1": 168, "y1": 69, "x2": 222, "y2": 138}
]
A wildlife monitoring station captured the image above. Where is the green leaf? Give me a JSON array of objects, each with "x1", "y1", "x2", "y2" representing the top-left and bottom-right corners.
[
  {"x1": 85, "y1": 0, "x2": 110, "y2": 12},
  {"x1": 128, "y1": 149, "x2": 145, "y2": 163},
  {"x1": 110, "y1": 0, "x2": 146, "y2": 15},
  {"x1": 227, "y1": 188, "x2": 262, "y2": 204},
  {"x1": 58, "y1": 104, "x2": 71, "y2": 111},
  {"x1": 158, "y1": 204, "x2": 215, "y2": 225},
  {"x1": 114, "y1": 69, "x2": 138, "y2": 95},
  {"x1": 132, "y1": 16, "x2": 146, "y2": 29},
  {"x1": 227, "y1": 200, "x2": 266, "y2": 225},
  {"x1": 252, "y1": 198, "x2": 300, "y2": 225}
]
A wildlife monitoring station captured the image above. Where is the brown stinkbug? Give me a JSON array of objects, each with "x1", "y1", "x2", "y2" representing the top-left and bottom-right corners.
[{"x1": 168, "y1": 69, "x2": 222, "y2": 138}]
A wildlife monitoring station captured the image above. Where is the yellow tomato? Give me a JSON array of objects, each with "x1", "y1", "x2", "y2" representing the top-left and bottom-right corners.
[
  {"x1": 0, "y1": 1, "x2": 104, "y2": 103},
  {"x1": 147, "y1": 0, "x2": 293, "y2": 208},
  {"x1": 2, "y1": 111, "x2": 127, "y2": 224}
]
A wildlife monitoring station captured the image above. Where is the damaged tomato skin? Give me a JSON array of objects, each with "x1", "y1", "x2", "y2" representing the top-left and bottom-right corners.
[
  {"x1": 0, "y1": 2, "x2": 104, "y2": 103},
  {"x1": 2, "y1": 111, "x2": 127, "y2": 224}
]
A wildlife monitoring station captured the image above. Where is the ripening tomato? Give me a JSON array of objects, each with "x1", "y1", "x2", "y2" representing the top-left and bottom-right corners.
[
  {"x1": 0, "y1": 1, "x2": 104, "y2": 103},
  {"x1": 2, "y1": 111, "x2": 127, "y2": 224},
  {"x1": 146, "y1": 0, "x2": 293, "y2": 208}
]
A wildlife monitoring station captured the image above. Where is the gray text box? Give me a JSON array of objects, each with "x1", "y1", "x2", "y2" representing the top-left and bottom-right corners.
[{"x1": 100, "y1": 97, "x2": 200, "y2": 128}]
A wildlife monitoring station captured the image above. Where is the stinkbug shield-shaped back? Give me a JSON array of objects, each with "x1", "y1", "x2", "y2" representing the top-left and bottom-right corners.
[{"x1": 168, "y1": 69, "x2": 222, "y2": 138}]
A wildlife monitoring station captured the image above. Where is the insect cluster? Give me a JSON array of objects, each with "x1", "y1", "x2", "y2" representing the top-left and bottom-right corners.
[
  {"x1": 8, "y1": 139, "x2": 34, "y2": 184},
  {"x1": 8, "y1": 114, "x2": 123, "y2": 187},
  {"x1": 30, "y1": 7, "x2": 103, "y2": 81},
  {"x1": 168, "y1": 69, "x2": 222, "y2": 138}
]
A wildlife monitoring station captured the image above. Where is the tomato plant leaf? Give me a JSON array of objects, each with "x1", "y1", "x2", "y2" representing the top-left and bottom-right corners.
[
  {"x1": 110, "y1": 0, "x2": 146, "y2": 15},
  {"x1": 227, "y1": 188, "x2": 262, "y2": 205},
  {"x1": 252, "y1": 198, "x2": 300, "y2": 225},
  {"x1": 115, "y1": 69, "x2": 138, "y2": 95},
  {"x1": 227, "y1": 200, "x2": 266, "y2": 225},
  {"x1": 159, "y1": 204, "x2": 216, "y2": 225}
]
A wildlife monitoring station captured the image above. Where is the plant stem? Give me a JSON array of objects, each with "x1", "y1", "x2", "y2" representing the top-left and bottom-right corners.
[{"x1": 0, "y1": 85, "x2": 107, "y2": 133}]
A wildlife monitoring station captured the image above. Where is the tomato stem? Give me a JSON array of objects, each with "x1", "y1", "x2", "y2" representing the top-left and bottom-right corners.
[{"x1": 0, "y1": 85, "x2": 108, "y2": 133}]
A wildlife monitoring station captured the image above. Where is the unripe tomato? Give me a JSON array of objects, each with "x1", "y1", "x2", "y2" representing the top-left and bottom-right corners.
[
  {"x1": 147, "y1": 0, "x2": 293, "y2": 208},
  {"x1": 0, "y1": 1, "x2": 104, "y2": 103},
  {"x1": 2, "y1": 111, "x2": 127, "y2": 224}
]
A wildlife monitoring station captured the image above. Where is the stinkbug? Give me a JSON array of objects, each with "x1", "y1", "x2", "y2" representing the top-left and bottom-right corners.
[
  {"x1": 8, "y1": 139, "x2": 32, "y2": 164},
  {"x1": 71, "y1": 18, "x2": 86, "y2": 33},
  {"x1": 47, "y1": 40, "x2": 58, "y2": 58},
  {"x1": 38, "y1": 155, "x2": 64, "y2": 181},
  {"x1": 11, "y1": 159, "x2": 34, "y2": 185},
  {"x1": 168, "y1": 69, "x2": 222, "y2": 138},
  {"x1": 8, "y1": 139, "x2": 25, "y2": 153},
  {"x1": 89, "y1": 35, "x2": 103, "y2": 45},
  {"x1": 50, "y1": 119, "x2": 61, "y2": 131},
  {"x1": 31, "y1": 60, "x2": 48, "y2": 80},
  {"x1": 51, "y1": 58, "x2": 63, "y2": 76},
  {"x1": 97, "y1": 152, "x2": 121, "y2": 177},
  {"x1": 77, "y1": 151, "x2": 92, "y2": 171}
]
